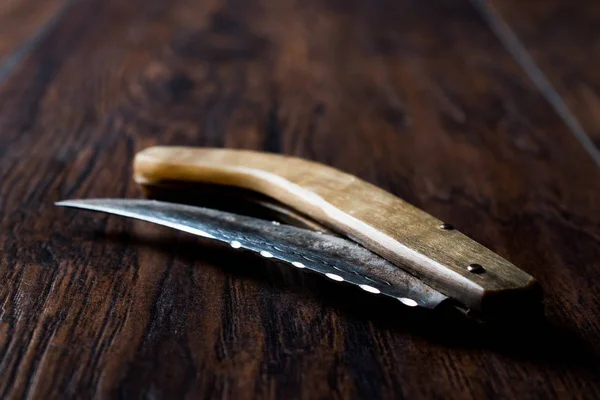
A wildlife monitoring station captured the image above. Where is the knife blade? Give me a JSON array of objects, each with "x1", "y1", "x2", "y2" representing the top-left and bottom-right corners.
[{"x1": 56, "y1": 199, "x2": 450, "y2": 310}]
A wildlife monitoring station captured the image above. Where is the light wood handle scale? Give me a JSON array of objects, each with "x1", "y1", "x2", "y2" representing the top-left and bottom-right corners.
[{"x1": 134, "y1": 146, "x2": 541, "y2": 314}]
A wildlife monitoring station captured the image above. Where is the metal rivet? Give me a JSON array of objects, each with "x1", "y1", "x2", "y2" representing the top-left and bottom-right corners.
[
  {"x1": 467, "y1": 263, "x2": 485, "y2": 274},
  {"x1": 229, "y1": 240, "x2": 242, "y2": 249},
  {"x1": 260, "y1": 250, "x2": 274, "y2": 258},
  {"x1": 439, "y1": 223, "x2": 454, "y2": 230}
]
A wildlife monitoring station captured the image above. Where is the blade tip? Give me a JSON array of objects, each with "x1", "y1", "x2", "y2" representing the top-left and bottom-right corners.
[{"x1": 55, "y1": 199, "x2": 86, "y2": 208}]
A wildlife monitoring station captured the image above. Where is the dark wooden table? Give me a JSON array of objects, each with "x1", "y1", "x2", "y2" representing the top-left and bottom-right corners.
[{"x1": 1, "y1": 0, "x2": 600, "y2": 398}]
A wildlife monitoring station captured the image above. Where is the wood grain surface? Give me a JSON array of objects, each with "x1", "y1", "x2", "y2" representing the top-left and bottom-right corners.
[
  {"x1": 482, "y1": 0, "x2": 600, "y2": 149},
  {"x1": 0, "y1": 0, "x2": 599, "y2": 398},
  {"x1": 0, "y1": 0, "x2": 66, "y2": 74}
]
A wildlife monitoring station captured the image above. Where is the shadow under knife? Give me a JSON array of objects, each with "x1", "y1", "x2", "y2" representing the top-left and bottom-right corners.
[{"x1": 82, "y1": 229, "x2": 600, "y2": 378}]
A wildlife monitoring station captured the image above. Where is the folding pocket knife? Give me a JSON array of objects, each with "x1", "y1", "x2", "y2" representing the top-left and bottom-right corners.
[{"x1": 57, "y1": 146, "x2": 542, "y2": 319}]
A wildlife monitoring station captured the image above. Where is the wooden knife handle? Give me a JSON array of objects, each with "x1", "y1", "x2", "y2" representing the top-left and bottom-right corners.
[{"x1": 134, "y1": 146, "x2": 541, "y2": 315}]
